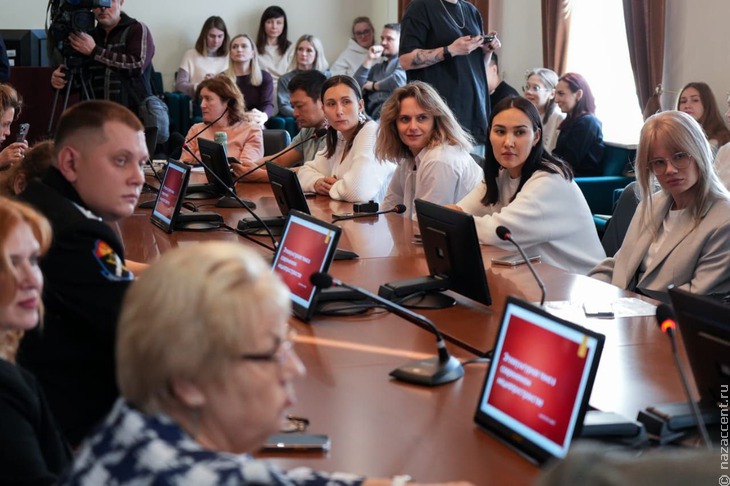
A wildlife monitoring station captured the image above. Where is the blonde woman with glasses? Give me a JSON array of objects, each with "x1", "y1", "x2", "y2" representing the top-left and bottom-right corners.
[
  {"x1": 589, "y1": 110, "x2": 730, "y2": 300},
  {"x1": 522, "y1": 68, "x2": 564, "y2": 152}
]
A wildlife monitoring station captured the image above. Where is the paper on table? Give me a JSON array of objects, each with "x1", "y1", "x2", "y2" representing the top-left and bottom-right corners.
[{"x1": 543, "y1": 297, "x2": 657, "y2": 320}]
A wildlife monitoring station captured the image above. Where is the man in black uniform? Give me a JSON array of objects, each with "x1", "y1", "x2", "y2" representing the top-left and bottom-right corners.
[{"x1": 18, "y1": 100, "x2": 147, "y2": 446}]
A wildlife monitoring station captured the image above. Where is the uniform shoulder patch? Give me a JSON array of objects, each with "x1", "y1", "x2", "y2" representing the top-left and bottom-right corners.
[{"x1": 93, "y1": 240, "x2": 135, "y2": 282}]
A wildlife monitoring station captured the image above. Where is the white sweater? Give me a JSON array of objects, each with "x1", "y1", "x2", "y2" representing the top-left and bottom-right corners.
[
  {"x1": 297, "y1": 121, "x2": 395, "y2": 202},
  {"x1": 330, "y1": 39, "x2": 370, "y2": 76},
  {"x1": 258, "y1": 44, "x2": 294, "y2": 84},
  {"x1": 383, "y1": 144, "x2": 482, "y2": 219},
  {"x1": 458, "y1": 169, "x2": 605, "y2": 274}
]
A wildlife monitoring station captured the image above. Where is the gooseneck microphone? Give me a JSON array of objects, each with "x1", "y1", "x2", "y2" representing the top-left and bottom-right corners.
[
  {"x1": 332, "y1": 204, "x2": 407, "y2": 222},
  {"x1": 496, "y1": 225, "x2": 546, "y2": 306},
  {"x1": 168, "y1": 133, "x2": 277, "y2": 252},
  {"x1": 656, "y1": 304, "x2": 712, "y2": 449},
  {"x1": 233, "y1": 127, "x2": 328, "y2": 184},
  {"x1": 184, "y1": 107, "x2": 229, "y2": 145},
  {"x1": 310, "y1": 272, "x2": 464, "y2": 386}
]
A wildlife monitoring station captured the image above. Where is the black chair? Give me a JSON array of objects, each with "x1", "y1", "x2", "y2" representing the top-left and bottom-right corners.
[
  {"x1": 470, "y1": 153, "x2": 486, "y2": 170},
  {"x1": 263, "y1": 129, "x2": 292, "y2": 156},
  {"x1": 600, "y1": 181, "x2": 640, "y2": 257}
]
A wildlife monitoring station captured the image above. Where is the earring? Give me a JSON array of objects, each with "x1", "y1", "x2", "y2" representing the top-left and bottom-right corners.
[{"x1": 358, "y1": 111, "x2": 366, "y2": 123}]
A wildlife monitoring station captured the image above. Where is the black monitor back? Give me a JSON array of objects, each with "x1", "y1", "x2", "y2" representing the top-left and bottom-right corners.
[
  {"x1": 415, "y1": 199, "x2": 491, "y2": 306},
  {"x1": 266, "y1": 161, "x2": 310, "y2": 217},
  {"x1": 669, "y1": 288, "x2": 730, "y2": 404}
]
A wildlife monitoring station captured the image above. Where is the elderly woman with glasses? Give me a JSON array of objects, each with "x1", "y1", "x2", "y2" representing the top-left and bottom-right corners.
[
  {"x1": 522, "y1": 68, "x2": 564, "y2": 152},
  {"x1": 60, "y1": 241, "x2": 471, "y2": 486},
  {"x1": 589, "y1": 110, "x2": 730, "y2": 300}
]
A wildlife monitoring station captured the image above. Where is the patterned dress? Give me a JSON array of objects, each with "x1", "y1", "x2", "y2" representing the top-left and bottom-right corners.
[{"x1": 60, "y1": 400, "x2": 366, "y2": 486}]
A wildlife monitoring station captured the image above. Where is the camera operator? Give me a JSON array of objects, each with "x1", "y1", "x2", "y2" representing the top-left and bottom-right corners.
[{"x1": 50, "y1": 0, "x2": 163, "y2": 139}]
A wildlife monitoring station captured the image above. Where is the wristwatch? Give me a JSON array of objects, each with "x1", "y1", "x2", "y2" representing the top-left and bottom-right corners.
[{"x1": 443, "y1": 45, "x2": 452, "y2": 60}]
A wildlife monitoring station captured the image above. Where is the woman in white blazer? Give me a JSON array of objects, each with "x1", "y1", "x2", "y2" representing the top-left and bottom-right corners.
[
  {"x1": 298, "y1": 75, "x2": 394, "y2": 202},
  {"x1": 589, "y1": 110, "x2": 730, "y2": 299}
]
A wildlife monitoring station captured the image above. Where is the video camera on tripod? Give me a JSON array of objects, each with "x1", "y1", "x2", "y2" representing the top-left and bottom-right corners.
[
  {"x1": 46, "y1": 0, "x2": 112, "y2": 135},
  {"x1": 47, "y1": 0, "x2": 111, "y2": 59}
]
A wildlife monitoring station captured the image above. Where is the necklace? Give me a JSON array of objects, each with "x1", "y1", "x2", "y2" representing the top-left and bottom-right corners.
[{"x1": 440, "y1": 0, "x2": 466, "y2": 30}]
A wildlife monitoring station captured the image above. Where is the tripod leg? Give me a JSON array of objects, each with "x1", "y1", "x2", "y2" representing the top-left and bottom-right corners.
[
  {"x1": 47, "y1": 88, "x2": 63, "y2": 137},
  {"x1": 62, "y1": 70, "x2": 75, "y2": 113},
  {"x1": 80, "y1": 75, "x2": 94, "y2": 101}
]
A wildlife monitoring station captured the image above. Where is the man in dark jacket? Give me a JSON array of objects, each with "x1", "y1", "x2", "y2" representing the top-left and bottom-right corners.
[
  {"x1": 18, "y1": 99, "x2": 147, "y2": 447},
  {"x1": 49, "y1": 0, "x2": 167, "y2": 142}
]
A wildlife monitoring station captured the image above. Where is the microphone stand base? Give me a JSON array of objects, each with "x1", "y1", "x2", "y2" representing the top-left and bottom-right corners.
[
  {"x1": 389, "y1": 355, "x2": 464, "y2": 387},
  {"x1": 216, "y1": 195, "x2": 256, "y2": 209},
  {"x1": 637, "y1": 401, "x2": 720, "y2": 444}
]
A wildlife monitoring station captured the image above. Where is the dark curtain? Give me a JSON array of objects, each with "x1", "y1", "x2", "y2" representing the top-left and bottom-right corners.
[
  {"x1": 541, "y1": 0, "x2": 571, "y2": 74},
  {"x1": 623, "y1": 0, "x2": 666, "y2": 119}
]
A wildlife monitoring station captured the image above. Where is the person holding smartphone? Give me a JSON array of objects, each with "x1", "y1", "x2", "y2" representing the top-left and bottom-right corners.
[{"x1": 0, "y1": 84, "x2": 28, "y2": 169}]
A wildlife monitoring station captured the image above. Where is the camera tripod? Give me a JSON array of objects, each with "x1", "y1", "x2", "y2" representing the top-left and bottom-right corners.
[{"x1": 47, "y1": 57, "x2": 95, "y2": 136}]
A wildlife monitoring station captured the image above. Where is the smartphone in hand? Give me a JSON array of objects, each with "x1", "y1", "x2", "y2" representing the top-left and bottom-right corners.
[{"x1": 16, "y1": 123, "x2": 30, "y2": 143}]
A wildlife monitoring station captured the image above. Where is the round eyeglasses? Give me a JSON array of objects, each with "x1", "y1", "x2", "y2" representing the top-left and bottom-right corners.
[
  {"x1": 238, "y1": 329, "x2": 297, "y2": 365},
  {"x1": 647, "y1": 151, "x2": 692, "y2": 175},
  {"x1": 522, "y1": 85, "x2": 547, "y2": 94}
]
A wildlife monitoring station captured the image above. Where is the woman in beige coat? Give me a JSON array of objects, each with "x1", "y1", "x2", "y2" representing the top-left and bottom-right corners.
[{"x1": 589, "y1": 110, "x2": 730, "y2": 299}]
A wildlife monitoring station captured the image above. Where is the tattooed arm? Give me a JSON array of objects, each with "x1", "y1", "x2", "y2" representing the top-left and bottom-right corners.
[{"x1": 400, "y1": 34, "x2": 485, "y2": 70}]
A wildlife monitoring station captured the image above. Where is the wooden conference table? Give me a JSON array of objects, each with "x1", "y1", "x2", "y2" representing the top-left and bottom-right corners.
[{"x1": 119, "y1": 182, "x2": 685, "y2": 485}]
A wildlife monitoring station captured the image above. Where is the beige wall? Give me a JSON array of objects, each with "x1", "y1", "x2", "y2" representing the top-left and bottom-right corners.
[
  {"x1": 492, "y1": 0, "x2": 730, "y2": 115},
  {"x1": 0, "y1": 0, "x2": 399, "y2": 90},
  {"x1": 3, "y1": 0, "x2": 729, "y2": 109}
]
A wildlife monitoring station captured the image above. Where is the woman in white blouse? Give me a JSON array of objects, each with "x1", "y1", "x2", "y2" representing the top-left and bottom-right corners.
[
  {"x1": 376, "y1": 81, "x2": 482, "y2": 219},
  {"x1": 298, "y1": 75, "x2": 394, "y2": 202}
]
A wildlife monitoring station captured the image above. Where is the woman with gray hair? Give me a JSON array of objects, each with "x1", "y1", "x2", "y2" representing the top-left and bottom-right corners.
[
  {"x1": 522, "y1": 68, "x2": 564, "y2": 152},
  {"x1": 589, "y1": 110, "x2": 730, "y2": 298},
  {"x1": 60, "y1": 241, "x2": 471, "y2": 486}
]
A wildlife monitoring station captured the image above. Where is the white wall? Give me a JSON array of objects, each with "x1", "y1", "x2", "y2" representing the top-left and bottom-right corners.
[
  {"x1": 487, "y1": 0, "x2": 543, "y2": 91},
  {"x1": 662, "y1": 0, "x2": 730, "y2": 112},
  {"x1": 0, "y1": 0, "x2": 399, "y2": 90},
  {"x1": 3, "y1": 0, "x2": 729, "y2": 110}
]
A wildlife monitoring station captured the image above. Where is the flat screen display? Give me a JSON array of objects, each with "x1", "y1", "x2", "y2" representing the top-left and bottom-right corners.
[
  {"x1": 150, "y1": 159, "x2": 190, "y2": 233},
  {"x1": 272, "y1": 210, "x2": 341, "y2": 321},
  {"x1": 474, "y1": 297, "x2": 604, "y2": 464}
]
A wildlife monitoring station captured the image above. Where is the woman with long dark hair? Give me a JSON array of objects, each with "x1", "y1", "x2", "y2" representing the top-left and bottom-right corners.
[
  {"x1": 453, "y1": 96, "x2": 604, "y2": 274},
  {"x1": 676, "y1": 81, "x2": 730, "y2": 150},
  {"x1": 255, "y1": 6, "x2": 294, "y2": 84},
  {"x1": 552, "y1": 72, "x2": 605, "y2": 176},
  {"x1": 298, "y1": 75, "x2": 394, "y2": 202}
]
